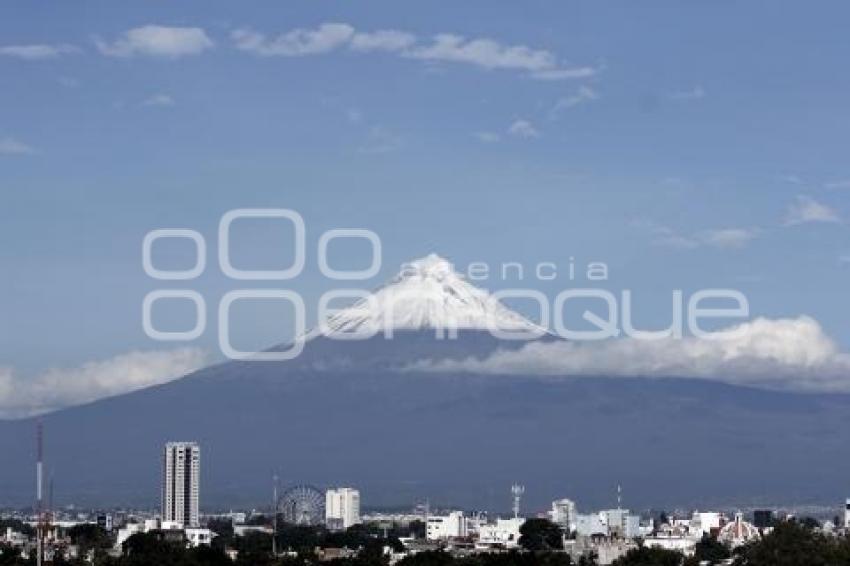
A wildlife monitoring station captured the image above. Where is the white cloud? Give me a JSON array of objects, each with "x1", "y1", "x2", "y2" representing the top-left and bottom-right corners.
[
  {"x1": 508, "y1": 119, "x2": 539, "y2": 138},
  {"x1": 530, "y1": 67, "x2": 598, "y2": 81},
  {"x1": 142, "y1": 93, "x2": 175, "y2": 107},
  {"x1": 474, "y1": 131, "x2": 501, "y2": 143},
  {"x1": 654, "y1": 233, "x2": 700, "y2": 249},
  {"x1": 669, "y1": 86, "x2": 706, "y2": 100},
  {"x1": 0, "y1": 348, "x2": 207, "y2": 419},
  {"x1": 410, "y1": 34, "x2": 554, "y2": 70},
  {"x1": 347, "y1": 108, "x2": 363, "y2": 123},
  {"x1": 699, "y1": 227, "x2": 759, "y2": 248},
  {"x1": 784, "y1": 196, "x2": 841, "y2": 225},
  {"x1": 58, "y1": 76, "x2": 80, "y2": 88},
  {"x1": 0, "y1": 137, "x2": 35, "y2": 155},
  {"x1": 0, "y1": 44, "x2": 79, "y2": 60},
  {"x1": 640, "y1": 221, "x2": 757, "y2": 249},
  {"x1": 825, "y1": 179, "x2": 850, "y2": 190},
  {"x1": 350, "y1": 30, "x2": 416, "y2": 52},
  {"x1": 779, "y1": 174, "x2": 804, "y2": 185},
  {"x1": 551, "y1": 86, "x2": 598, "y2": 114},
  {"x1": 411, "y1": 316, "x2": 850, "y2": 392},
  {"x1": 95, "y1": 25, "x2": 214, "y2": 58},
  {"x1": 233, "y1": 23, "x2": 596, "y2": 80},
  {"x1": 232, "y1": 23, "x2": 354, "y2": 56}
]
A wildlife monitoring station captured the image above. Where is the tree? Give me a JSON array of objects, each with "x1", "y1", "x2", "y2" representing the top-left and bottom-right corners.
[
  {"x1": 0, "y1": 520, "x2": 34, "y2": 538},
  {"x1": 519, "y1": 519, "x2": 564, "y2": 551},
  {"x1": 732, "y1": 520, "x2": 849, "y2": 566},
  {"x1": 0, "y1": 543, "x2": 27, "y2": 566},
  {"x1": 408, "y1": 520, "x2": 426, "y2": 540},
  {"x1": 397, "y1": 550, "x2": 455, "y2": 566},
  {"x1": 66, "y1": 523, "x2": 112, "y2": 559},
  {"x1": 691, "y1": 534, "x2": 730, "y2": 564},
  {"x1": 611, "y1": 547, "x2": 683, "y2": 566},
  {"x1": 232, "y1": 531, "x2": 275, "y2": 566}
]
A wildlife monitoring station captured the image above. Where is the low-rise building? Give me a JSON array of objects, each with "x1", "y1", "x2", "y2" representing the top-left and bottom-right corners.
[
  {"x1": 426, "y1": 511, "x2": 467, "y2": 540},
  {"x1": 476, "y1": 517, "x2": 525, "y2": 549}
]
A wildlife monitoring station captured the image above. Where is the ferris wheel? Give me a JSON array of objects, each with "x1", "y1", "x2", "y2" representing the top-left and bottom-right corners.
[{"x1": 278, "y1": 485, "x2": 325, "y2": 525}]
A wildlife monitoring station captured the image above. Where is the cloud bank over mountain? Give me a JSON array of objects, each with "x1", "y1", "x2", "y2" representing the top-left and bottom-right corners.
[
  {"x1": 412, "y1": 316, "x2": 850, "y2": 392},
  {"x1": 0, "y1": 348, "x2": 206, "y2": 419}
]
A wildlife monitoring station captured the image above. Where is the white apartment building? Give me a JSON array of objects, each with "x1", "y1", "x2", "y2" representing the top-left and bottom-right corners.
[
  {"x1": 477, "y1": 517, "x2": 525, "y2": 549},
  {"x1": 550, "y1": 499, "x2": 578, "y2": 532},
  {"x1": 689, "y1": 511, "x2": 721, "y2": 536},
  {"x1": 426, "y1": 511, "x2": 467, "y2": 540},
  {"x1": 162, "y1": 442, "x2": 201, "y2": 527},
  {"x1": 325, "y1": 487, "x2": 361, "y2": 529},
  {"x1": 575, "y1": 513, "x2": 607, "y2": 537},
  {"x1": 575, "y1": 510, "x2": 640, "y2": 539},
  {"x1": 845, "y1": 499, "x2": 850, "y2": 529},
  {"x1": 185, "y1": 528, "x2": 216, "y2": 548}
]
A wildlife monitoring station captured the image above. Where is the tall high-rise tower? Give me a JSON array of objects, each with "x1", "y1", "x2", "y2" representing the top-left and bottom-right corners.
[
  {"x1": 844, "y1": 498, "x2": 850, "y2": 530},
  {"x1": 325, "y1": 487, "x2": 361, "y2": 529},
  {"x1": 162, "y1": 442, "x2": 200, "y2": 527}
]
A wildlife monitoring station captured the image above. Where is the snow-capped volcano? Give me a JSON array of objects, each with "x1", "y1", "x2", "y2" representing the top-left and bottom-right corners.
[{"x1": 320, "y1": 254, "x2": 544, "y2": 336}]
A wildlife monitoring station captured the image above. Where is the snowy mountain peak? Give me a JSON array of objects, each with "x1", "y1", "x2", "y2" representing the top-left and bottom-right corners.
[
  {"x1": 320, "y1": 254, "x2": 543, "y2": 336},
  {"x1": 401, "y1": 253, "x2": 455, "y2": 280}
]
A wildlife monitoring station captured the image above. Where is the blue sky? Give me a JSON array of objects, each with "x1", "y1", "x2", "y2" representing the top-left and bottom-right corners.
[{"x1": 1, "y1": 2, "x2": 849, "y2": 412}]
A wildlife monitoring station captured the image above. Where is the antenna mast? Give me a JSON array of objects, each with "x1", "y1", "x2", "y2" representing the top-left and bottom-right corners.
[
  {"x1": 272, "y1": 473, "x2": 279, "y2": 557},
  {"x1": 36, "y1": 420, "x2": 43, "y2": 566},
  {"x1": 511, "y1": 484, "x2": 525, "y2": 519}
]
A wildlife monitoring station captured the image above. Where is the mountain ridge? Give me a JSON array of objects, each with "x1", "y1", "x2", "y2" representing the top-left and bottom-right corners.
[{"x1": 1, "y1": 255, "x2": 848, "y2": 512}]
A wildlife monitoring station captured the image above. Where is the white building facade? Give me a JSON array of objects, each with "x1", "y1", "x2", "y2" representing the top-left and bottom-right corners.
[
  {"x1": 845, "y1": 499, "x2": 850, "y2": 529},
  {"x1": 476, "y1": 518, "x2": 525, "y2": 549},
  {"x1": 162, "y1": 442, "x2": 201, "y2": 527},
  {"x1": 426, "y1": 511, "x2": 467, "y2": 540},
  {"x1": 325, "y1": 487, "x2": 361, "y2": 529},
  {"x1": 550, "y1": 499, "x2": 578, "y2": 532}
]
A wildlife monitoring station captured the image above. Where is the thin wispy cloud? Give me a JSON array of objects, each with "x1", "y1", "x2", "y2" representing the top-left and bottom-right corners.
[
  {"x1": 142, "y1": 93, "x2": 176, "y2": 107},
  {"x1": 474, "y1": 131, "x2": 501, "y2": 143},
  {"x1": 347, "y1": 108, "x2": 363, "y2": 123},
  {"x1": 0, "y1": 137, "x2": 35, "y2": 155},
  {"x1": 639, "y1": 221, "x2": 758, "y2": 249},
  {"x1": 784, "y1": 195, "x2": 841, "y2": 225},
  {"x1": 233, "y1": 23, "x2": 597, "y2": 80},
  {"x1": 699, "y1": 227, "x2": 759, "y2": 248},
  {"x1": 58, "y1": 76, "x2": 81, "y2": 88},
  {"x1": 359, "y1": 125, "x2": 402, "y2": 154},
  {"x1": 779, "y1": 174, "x2": 804, "y2": 185},
  {"x1": 824, "y1": 179, "x2": 850, "y2": 190},
  {"x1": 0, "y1": 43, "x2": 79, "y2": 60},
  {"x1": 0, "y1": 348, "x2": 206, "y2": 418},
  {"x1": 669, "y1": 86, "x2": 706, "y2": 100},
  {"x1": 95, "y1": 25, "x2": 214, "y2": 58},
  {"x1": 551, "y1": 85, "x2": 598, "y2": 115},
  {"x1": 508, "y1": 119, "x2": 539, "y2": 138}
]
